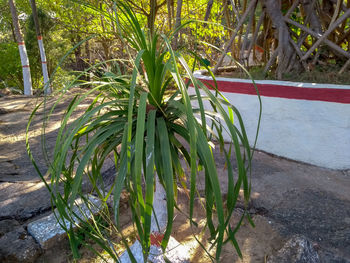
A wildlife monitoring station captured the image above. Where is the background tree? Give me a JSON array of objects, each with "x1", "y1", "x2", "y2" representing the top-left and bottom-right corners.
[
  {"x1": 2, "y1": 0, "x2": 350, "y2": 94},
  {"x1": 211, "y1": 0, "x2": 350, "y2": 79},
  {"x1": 29, "y1": 0, "x2": 50, "y2": 94},
  {"x1": 25, "y1": 6, "x2": 55, "y2": 90},
  {"x1": 8, "y1": 0, "x2": 32, "y2": 95}
]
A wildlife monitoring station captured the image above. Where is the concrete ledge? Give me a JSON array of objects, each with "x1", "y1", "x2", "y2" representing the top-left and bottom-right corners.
[{"x1": 192, "y1": 73, "x2": 350, "y2": 169}]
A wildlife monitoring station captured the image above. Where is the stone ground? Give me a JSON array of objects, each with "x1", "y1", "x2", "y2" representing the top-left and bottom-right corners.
[{"x1": 0, "y1": 95, "x2": 349, "y2": 262}]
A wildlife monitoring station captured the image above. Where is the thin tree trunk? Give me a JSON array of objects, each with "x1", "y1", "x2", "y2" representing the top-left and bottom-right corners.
[
  {"x1": 262, "y1": 0, "x2": 299, "y2": 79},
  {"x1": 10, "y1": 23, "x2": 16, "y2": 42},
  {"x1": 223, "y1": 0, "x2": 231, "y2": 29},
  {"x1": 73, "y1": 36, "x2": 86, "y2": 72},
  {"x1": 204, "y1": 0, "x2": 214, "y2": 21},
  {"x1": 29, "y1": 0, "x2": 50, "y2": 94},
  {"x1": 149, "y1": 0, "x2": 157, "y2": 35},
  {"x1": 85, "y1": 40, "x2": 91, "y2": 81},
  {"x1": 9, "y1": 0, "x2": 32, "y2": 95},
  {"x1": 246, "y1": 11, "x2": 265, "y2": 64},
  {"x1": 338, "y1": 58, "x2": 350, "y2": 74},
  {"x1": 240, "y1": 2, "x2": 256, "y2": 64},
  {"x1": 300, "y1": 0, "x2": 323, "y2": 65},
  {"x1": 301, "y1": 0, "x2": 322, "y2": 34},
  {"x1": 213, "y1": 0, "x2": 257, "y2": 74},
  {"x1": 301, "y1": 7, "x2": 350, "y2": 60},
  {"x1": 230, "y1": 0, "x2": 241, "y2": 22},
  {"x1": 173, "y1": 0, "x2": 183, "y2": 49},
  {"x1": 285, "y1": 18, "x2": 350, "y2": 59},
  {"x1": 289, "y1": 39, "x2": 309, "y2": 71},
  {"x1": 329, "y1": 0, "x2": 341, "y2": 26},
  {"x1": 166, "y1": 0, "x2": 173, "y2": 30}
]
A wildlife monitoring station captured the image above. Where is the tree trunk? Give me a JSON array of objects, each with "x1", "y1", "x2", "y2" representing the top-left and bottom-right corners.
[
  {"x1": 9, "y1": 0, "x2": 33, "y2": 95},
  {"x1": 286, "y1": 17, "x2": 350, "y2": 60},
  {"x1": 85, "y1": 40, "x2": 91, "y2": 81},
  {"x1": 240, "y1": 1, "x2": 257, "y2": 64},
  {"x1": 204, "y1": 0, "x2": 214, "y2": 21},
  {"x1": 262, "y1": 0, "x2": 299, "y2": 79},
  {"x1": 301, "y1": 7, "x2": 350, "y2": 61},
  {"x1": 173, "y1": 0, "x2": 183, "y2": 49},
  {"x1": 29, "y1": 0, "x2": 50, "y2": 94},
  {"x1": 149, "y1": 0, "x2": 157, "y2": 35},
  {"x1": 10, "y1": 23, "x2": 16, "y2": 42},
  {"x1": 213, "y1": 0, "x2": 257, "y2": 74},
  {"x1": 301, "y1": 0, "x2": 322, "y2": 34},
  {"x1": 166, "y1": 0, "x2": 173, "y2": 30},
  {"x1": 72, "y1": 36, "x2": 86, "y2": 72}
]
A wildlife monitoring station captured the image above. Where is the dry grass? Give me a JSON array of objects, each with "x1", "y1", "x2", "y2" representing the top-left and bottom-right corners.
[{"x1": 216, "y1": 63, "x2": 350, "y2": 85}]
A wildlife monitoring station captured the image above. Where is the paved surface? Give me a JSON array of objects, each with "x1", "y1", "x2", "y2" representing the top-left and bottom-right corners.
[
  {"x1": 0, "y1": 96, "x2": 349, "y2": 262},
  {"x1": 197, "y1": 145, "x2": 350, "y2": 262},
  {"x1": 248, "y1": 151, "x2": 350, "y2": 261}
]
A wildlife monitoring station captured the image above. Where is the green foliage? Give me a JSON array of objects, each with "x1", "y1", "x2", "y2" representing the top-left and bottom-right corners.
[
  {"x1": 0, "y1": 0, "x2": 31, "y2": 91},
  {"x1": 27, "y1": 1, "x2": 260, "y2": 262},
  {"x1": 0, "y1": 42, "x2": 22, "y2": 89},
  {"x1": 50, "y1": 66, "x2": 75, "y2": 89}
]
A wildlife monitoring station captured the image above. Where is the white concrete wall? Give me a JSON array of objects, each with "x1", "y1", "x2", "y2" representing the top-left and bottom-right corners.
[{"x1": 192, "y1": 74, "x2": 350, "y2": 170}]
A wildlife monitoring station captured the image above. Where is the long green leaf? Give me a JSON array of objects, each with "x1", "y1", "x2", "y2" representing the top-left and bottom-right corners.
[
  {"x1": 156, "y1": 117, "x2": 174, "y2": 249},
  {"x1": 144, "y1": 110, "x2": 156, "y2": 252}
]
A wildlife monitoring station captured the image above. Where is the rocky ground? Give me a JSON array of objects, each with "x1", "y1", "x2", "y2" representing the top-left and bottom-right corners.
[{"x1": 0, "y1": 94, "x2": 349, "y2": 262}]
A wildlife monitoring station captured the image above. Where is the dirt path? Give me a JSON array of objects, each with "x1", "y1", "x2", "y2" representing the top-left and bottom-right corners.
[{"x1": 0, "y1": 95, "x2": 349, "y2": 262}]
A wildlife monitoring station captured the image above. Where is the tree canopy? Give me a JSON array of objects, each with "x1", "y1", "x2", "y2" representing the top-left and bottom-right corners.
[{"x1": 1, "y1": 0, "x2": 350, "y2": 93}]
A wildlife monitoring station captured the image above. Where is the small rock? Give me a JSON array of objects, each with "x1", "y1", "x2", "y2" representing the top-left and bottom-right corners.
[
  {"x1": 0, "y1": 226, "x2": 41, "y2": 263},
  {"x1": 0, "y1": 88, "x2": 12, "y2": 97},
  {"x1": 0, "y1": 219, "x2": 20, "y2": 237},
  {"x1": 27, "y1": 195, "x2": 102, "y2": 250},
  {"x1": 267, "y1": 235, "x2": 320, "y2": 263},
  {"x1": 106, "y1": 191, "x2": 129, "y2": 209}
]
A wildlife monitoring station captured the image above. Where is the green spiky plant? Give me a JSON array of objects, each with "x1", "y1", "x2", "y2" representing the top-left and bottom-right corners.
[{"x1": 27, "y1": 1, "x2": 261, "y2": 262}]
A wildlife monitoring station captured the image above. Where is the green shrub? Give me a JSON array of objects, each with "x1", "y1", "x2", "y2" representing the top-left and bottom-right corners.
[
  {"x1": 28, "y1": 1, "x2": 261, "y2": 262},
  {"x1": 0, "y1": 42, "x2": 22, "y2": 90}
]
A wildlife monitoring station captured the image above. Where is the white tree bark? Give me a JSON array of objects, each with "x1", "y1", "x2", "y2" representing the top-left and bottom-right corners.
[
  {"x1": 30, "y1": 0, "x2": 51, "y2": 94},
  {"x1": 37, "y1": 37, "x2": 50, "y2": 94},
  {"x1": 9, "y1": 0, "x2": 33, "y2": 95}
]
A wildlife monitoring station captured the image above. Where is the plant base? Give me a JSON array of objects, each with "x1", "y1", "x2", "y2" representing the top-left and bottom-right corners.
[
  {"x1": 118, "y1": 236, "x2": 190, "y2": 263},
  {"x1": 119, "y1": 177, "x2": 190, "y2": 262}
]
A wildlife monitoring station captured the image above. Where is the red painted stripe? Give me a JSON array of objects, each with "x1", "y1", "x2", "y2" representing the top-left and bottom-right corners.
[
  {"x1": 150, "y1": 232, "x2": 164, "y2": 247},
  {"x1": 18, "y1": 42, "x2": 25, "y2": 45},
  {"x1": 198, "y1": 79, "x2": 350, "y2": 104},
  {"x1": 41, "y1": 61, "x2": 47, "y2": 64},
  {"x1": 22, "y1": 65, "x2": 30, "y2": 68},
  {"x1": 255, "y1": 45, "x2": 264, "y2": 53},
  {"x1": 37, "y1": 36, "x2": 43, "y2": 40}
]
